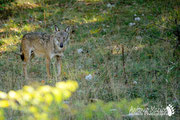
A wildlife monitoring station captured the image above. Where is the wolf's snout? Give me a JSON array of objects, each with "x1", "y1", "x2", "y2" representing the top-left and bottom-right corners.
[{"x1": 60, "y1": 43, "x2": 63, "y2": 48}]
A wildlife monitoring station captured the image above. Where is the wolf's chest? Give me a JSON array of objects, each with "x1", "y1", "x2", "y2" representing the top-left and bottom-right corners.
[{"x1": 50, "y1": 52, "x2": 64, "y2": 59}]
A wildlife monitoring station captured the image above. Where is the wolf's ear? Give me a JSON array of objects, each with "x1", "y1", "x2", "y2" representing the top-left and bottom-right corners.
[
  {"x1": 65, "y1": 26, "x2": 70, "y2": 32},
  {"x1": 55, "y1": 25, "x2": 59, "y2": 32}
]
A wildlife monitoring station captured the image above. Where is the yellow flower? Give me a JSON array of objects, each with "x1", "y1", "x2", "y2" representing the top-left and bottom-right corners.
[
  {"x1": 32, "y1": 92, "x2": 42, "y2": 105},
  {"x1": 23, "y1": 86, "x2": 34, "y2": 93},
  {"x1": 22, "y1": 92, "x2": 32, "y2": 101},
  {"x1": 8, "y1": 91, "x2": 18, "y2": 99},
  {"x1": 44, "y1": 93, "x2": 53, "y2": 105},
  {"x1": 56, "y1": 80, "x2": 78, "y2": 92},
  {"x1": 66, "y1": 80, "x2": 78, "y2": 92},
  {"x1": 63, "y1": 90, "x2": 71, "y2": 99},
  {"x1": 52, "y1": 88, "x2": 62, "y2": 102},
  {"x1": 0, "y1": 91, "x2": 7, "y2": 99},
  {"x1": 56, "y1": 82, "x2": 67, "y2": 90},
  {"x1": 0, "y1": 100, "x2": 9, "y2": 108},
  {"x1": 38, "y1": 86, "x2": 52, "y2": 93},
  {"x1": 29, "y1": 106, "x2": 38, "y2": 113}
]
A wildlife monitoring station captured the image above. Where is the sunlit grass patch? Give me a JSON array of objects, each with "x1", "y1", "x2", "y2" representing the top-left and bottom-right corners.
[
  {"x1": 21, "y1": 24, "x2": 40, "y2": 32},
  {"x1": 83, "y1": 15, "x2": 106, "y2": 23},
  {"x1": 16, "y1": 0, "x2": 40, "y2": 8},
  {"x1": 2, "y1": 18, "x2": 40, "y2": 32},
  {"x1": 62, "y1": 14, "x2": 108, "y2": 25},
  {"x1": 78, "y1": 0, "x2": 103, "y2": 2},
  {"x1": 0, "y1": 22, "x2": 40, "y2": 52},
  {"x1": 90, "y1": 28, "x2": 101, "y2": 34},
  {"x1": 0, "y1": 36, "x2": 19, "y2": 52},
  {"x1": 61, "y1": 2, "x2": 110, "y2": 25}
]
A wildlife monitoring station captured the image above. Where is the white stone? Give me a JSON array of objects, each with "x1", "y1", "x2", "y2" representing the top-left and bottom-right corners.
[
  {"x1": 85, "y1": 74, "x2": 92, "y2": 80},
  {"x1": 77, "y1": 48, "x2": 83, "y2": 54},
  {"x1": 135, "y1": 17, "x2": 141, "y2": 21},
  {"x1": 133, "y1": 81, "x2": 137, "y2": 84},
  {"x1": 129, "y1": 22, "x2": 136, "y2": 26}
]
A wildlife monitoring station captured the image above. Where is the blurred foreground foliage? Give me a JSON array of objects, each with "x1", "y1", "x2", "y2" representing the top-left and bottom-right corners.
[
  {"x1": 0, "y1": 80, "x2": 78, "y2": 120},
  {"x1": 0, "y1": 80, "x2": 142, "y2": 120}
]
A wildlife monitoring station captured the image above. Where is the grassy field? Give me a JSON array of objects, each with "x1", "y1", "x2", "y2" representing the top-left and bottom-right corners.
[{"x1": 0, "y1": 0, "x2": 180, "y2": 119}]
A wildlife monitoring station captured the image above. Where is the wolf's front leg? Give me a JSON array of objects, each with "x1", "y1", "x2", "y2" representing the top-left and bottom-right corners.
[
  {"x1": 46, "y1": 57, "x2": 51, "y2": 79},
  {"x1": 56, "y1": 56, "x2": 61, "y2": 80},
  {"x1": 23, "y1": 62, "x2": 28, "y2": 80}
]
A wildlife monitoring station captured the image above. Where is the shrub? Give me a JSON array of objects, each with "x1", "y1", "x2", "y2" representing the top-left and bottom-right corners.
[
  {"x1": 0, "y1": 80, "x2": 143, "y2": 119},
  {"x1": 0, "y1": 80, "x2": 78, "y2": 120}
]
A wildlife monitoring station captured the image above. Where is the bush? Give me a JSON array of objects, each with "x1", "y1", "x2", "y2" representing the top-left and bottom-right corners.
[
  {"x1": 0, "y1": 80, "x2": 143, "y2": 120},
  {"x1": 0, "y1": 80, "x2": 78, "y2": 120}
]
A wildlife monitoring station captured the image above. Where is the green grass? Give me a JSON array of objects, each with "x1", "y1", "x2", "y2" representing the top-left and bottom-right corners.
[{"x1": 0, "y1": 0, "x2": 180, "y2": 119}]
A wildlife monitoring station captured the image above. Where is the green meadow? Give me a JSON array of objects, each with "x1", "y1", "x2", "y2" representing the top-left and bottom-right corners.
[{"x1": 0, "y1": 0, "x2": 179, "y2": 119}]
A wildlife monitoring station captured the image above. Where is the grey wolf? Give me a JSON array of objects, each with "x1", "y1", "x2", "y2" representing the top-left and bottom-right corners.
[{"x1": 20, "y1": 25, "x2": 70, "y2": 80}]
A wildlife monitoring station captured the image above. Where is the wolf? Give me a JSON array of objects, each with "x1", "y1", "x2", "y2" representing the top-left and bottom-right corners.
[{"x1": 20, "y1": 25, "x2": 70, "y2": 80}]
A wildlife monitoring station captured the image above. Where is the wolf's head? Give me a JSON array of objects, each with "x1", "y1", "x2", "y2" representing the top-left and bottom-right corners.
[{"x1": 53, "y1": 25, "x2": 70, "y2": 49}]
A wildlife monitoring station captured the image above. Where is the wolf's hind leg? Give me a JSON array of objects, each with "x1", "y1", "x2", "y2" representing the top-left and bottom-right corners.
[{"x1": 22, "y1": 51, "x2": 30, "y2": 80}]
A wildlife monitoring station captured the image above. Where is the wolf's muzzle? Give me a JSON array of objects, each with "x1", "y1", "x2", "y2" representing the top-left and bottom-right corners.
[{"x1": 60, "y1": 43, "x2": 63, "y2": 48}]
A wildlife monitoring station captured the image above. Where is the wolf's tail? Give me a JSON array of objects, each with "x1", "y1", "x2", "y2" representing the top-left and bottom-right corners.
[
  {"x1": 21, "y1": 53, "x2": 24, "y2": 61},
  {"x1": 20, "y1": 46, "x2": 24, "y2": 61}
]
